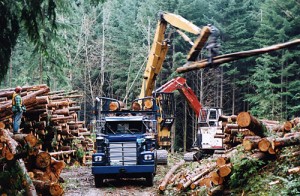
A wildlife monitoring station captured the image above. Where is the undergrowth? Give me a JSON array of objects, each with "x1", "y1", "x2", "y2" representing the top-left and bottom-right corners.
[{"x1": 229, "y1": 146, "x2": 300, "y2": 195}]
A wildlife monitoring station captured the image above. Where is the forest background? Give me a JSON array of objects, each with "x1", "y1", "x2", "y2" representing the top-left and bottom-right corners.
[{"x1": 1, "y1": 0, "x2": 299, "y2": 150}]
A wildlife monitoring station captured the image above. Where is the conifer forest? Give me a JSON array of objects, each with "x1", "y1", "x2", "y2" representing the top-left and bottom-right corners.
[{"x1": 0, "y1": 0, "x2": 300, "y2": 195}]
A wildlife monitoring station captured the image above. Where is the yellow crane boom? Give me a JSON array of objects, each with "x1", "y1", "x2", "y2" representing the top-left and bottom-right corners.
[{"x1": 139, "y1": 12, "x2": 211, "y2": 99}]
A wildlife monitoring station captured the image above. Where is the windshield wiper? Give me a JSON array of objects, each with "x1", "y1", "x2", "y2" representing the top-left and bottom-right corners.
[{"x1": 106, "y1": 126, "x2": 116, "y2": 134}]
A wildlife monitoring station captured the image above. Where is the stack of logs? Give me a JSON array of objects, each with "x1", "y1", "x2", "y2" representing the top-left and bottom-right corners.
[
  {"x1": 159, "y1": 111, "x2": 300, "y2": 195},
  {"x1": 220, "y1": 112, "x2": 297, "y2": 151},
  {"x1": 0, "y1": 84, "x2": 94, "y2": 195},
  {"x1": 0, "y1": 84, "x2": 94, "y2": 165},
  {"x1": 0, "y1": 129, "x2": 65, "y2": 195},
  {"x1": 158, "y1": 155, "x2": 234, "y2": 195}
]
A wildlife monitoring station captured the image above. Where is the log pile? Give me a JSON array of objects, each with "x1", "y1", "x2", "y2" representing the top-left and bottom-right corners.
[
  {"x1": 0, "y1": 85, "x2": 93, "y2": 165},
  {"x1": 159, "y1": 111, "x2": 300, "y2": 195},
  {"x1": 0, "y1": 129, "x2": 64, "y2": 195},
  {"x1": 158, "y1": 156, "x2": 234, "y2": 195},
  {"x1": 222, "y1": 112, "x2": 298, "y2": 155}
]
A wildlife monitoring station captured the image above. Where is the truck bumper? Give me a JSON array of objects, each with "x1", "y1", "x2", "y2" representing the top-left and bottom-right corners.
[{"x1": 92, "y1": 165, "x2": 155, "y2": 177}]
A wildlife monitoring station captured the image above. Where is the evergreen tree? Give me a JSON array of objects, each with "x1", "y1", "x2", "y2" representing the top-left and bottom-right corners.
[{"x1": 248, "y1": 0, "x2": 300, "y2": 119}]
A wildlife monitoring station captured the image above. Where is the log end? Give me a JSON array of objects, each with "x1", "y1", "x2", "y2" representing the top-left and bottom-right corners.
[{"x1": 237, "y1": 112, "x2": 251, "y2": 127}]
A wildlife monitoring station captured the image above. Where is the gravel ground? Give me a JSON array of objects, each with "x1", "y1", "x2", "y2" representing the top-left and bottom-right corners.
[{"x1": 61, "y1": 165, "x2": 159, "y2": 196}]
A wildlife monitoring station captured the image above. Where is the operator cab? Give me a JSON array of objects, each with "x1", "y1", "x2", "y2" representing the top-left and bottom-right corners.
[{"x1": 198, "y1": 108, "x2": 222, "y2": 127}]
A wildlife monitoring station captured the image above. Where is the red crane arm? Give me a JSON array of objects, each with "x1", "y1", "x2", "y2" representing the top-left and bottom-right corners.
[{"x1": 155, "y1": 77, "x2": 202, "y2": 117}]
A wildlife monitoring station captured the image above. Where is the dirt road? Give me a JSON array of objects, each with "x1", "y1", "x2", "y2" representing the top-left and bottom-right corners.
[{"x1": 61, "y1": 165, "x2": 159, "y2": 196}]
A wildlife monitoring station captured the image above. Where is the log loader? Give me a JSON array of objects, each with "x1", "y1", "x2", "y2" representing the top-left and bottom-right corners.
[
  {"x1": 139, "y1": 12, "x2": 212, "y2": 163},
  {"x1": 155, "y1": 77, "x2": 223, "y2": 161},
  {"x1": 91, "y1": 12, "x2": 212, "y2": 186}
]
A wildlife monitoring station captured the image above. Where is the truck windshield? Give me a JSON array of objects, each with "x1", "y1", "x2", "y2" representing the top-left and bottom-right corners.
[{"x1": 105, "y1": 121, "x2": 144, "y2": 134}]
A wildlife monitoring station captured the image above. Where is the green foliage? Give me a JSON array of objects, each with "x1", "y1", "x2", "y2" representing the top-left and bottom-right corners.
[
  {"x1": 0, "y1": 161, "x2": 26, "y2": 195},
  {"x1": 216, "y1": 145, "x2": 296, "y2": 194},
  {"x1": 0, "y1": 0, "x2": 57, "y2": 81},
  {"x1": 76, "y1": 148, "x2": 85, "y2": 159},
  {"x1": 229, "y1": 153, "x2": 265, "y2": 189}
]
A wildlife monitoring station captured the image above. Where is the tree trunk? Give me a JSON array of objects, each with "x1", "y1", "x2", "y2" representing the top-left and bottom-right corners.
[{"x1": 177, "y1": 39, "x2": 300, "y2": 73}]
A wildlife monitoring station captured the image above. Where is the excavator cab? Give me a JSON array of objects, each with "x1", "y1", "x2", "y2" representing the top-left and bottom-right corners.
[
  {"x1": 197, "y1": 108, "x2": 223, "y2": 151},
  {"x1": 198, "y1": 108, "x2": 222, "y2": 127}
]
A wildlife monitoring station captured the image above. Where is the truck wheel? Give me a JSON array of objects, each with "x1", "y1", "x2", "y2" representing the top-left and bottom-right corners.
[
  {"x1": 94, "y1": 175, "x2": 103, "y2": 188},
  {"x1": 145, "y1": 173, "x2": 154, "y2": 187}
]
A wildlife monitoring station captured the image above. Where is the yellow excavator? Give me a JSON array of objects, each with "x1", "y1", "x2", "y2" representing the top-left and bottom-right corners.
[{"x1": 138, "y1": 12, "x2": 213, "y2": 163}]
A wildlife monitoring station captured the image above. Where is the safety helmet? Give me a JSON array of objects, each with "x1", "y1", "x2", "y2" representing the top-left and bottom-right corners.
[{"x1": 15, "y1": 86, "x2": 22, "y2": 93}]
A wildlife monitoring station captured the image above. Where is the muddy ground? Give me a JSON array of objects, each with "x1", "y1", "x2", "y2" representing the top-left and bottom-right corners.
[{"x1": 61, "y1": 165, "x2": 165, "y2": 196}]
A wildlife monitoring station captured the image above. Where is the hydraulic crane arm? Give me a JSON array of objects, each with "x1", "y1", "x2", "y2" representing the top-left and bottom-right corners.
[
  {"x1": 139, "y1": 12, "x2": 211, "y2": 99},
  {"x1": 155, "y1": 77, "x2": 202, "y2": 117}
]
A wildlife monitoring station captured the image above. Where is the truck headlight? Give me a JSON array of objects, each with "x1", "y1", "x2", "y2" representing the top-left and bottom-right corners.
[
  {"x1": 94, "y1": 156, "x2": 102, "y2": 162},
  {"x1": 144, "y1": 154, "x2": 153, "y2": 160}
]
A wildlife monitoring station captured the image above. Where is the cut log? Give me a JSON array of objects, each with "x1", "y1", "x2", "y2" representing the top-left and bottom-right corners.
[
  {"x1": 36, "y1": 96, "x2": 49, "y2": 104},
  {"x1": 182, "y1": 166, "x2": 216, "y2": 190},
  {"x1": 33, "y1": 180, "x2": 64, "y2": 196},
  {"x1": 216, "y1": 157, "x2": 230, "y2": 167},
  {"x1": 177, "y1": 39, "x2": 300, "y2": 73},
  {"x1": 52, "y1": 108, "x2": 69, "y2": 116},
  {"x1": 242, "y1": 136, "x2": 261, "y2": 151},
  {"x1": 49, "y1": 150, "x2": 76, "y2": 157},
  {"x1": 169, "y1": 171, "x2": 183, "y2": 184},
  {"x1": 258, "y1": 138, "x2": 271, "y2": 152},
  {"x1": 288, "y1": 166, "x2": 300, "y2": 174},
  {"x1": 272, "y1": 133, "x2": 300, "y2": 149},
  {"x1": 219, "y1": 115, "x2": 237, "y2": 123},
  {"x1": 36, "y1": 152, "x2": 52, "y2": 169},
  {"x1": 217, "y1": 164, "x2": 232, "y2": 177},
  {"x1": 199, "y1": 177, "x2": 212, "y2": 188},
  {"x1": 236, "y1": 112, "x2": 266, "y2": 137},
  {"x1": 47, "y1": 101, "x2": 70, "y2": 108},
  {"x1": 159, "y1": 160, "x2": 185, "y2": 191},
  {"x1": 209, "y1": 171, "x2": 223, "y2": 185},
  {"x1": 18, "y1": 159, "x2": 38, "y2": 196}
]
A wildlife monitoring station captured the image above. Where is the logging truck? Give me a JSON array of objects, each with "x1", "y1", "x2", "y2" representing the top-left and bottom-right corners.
[
  {"x1": 92, "y1": 97, "x2": 159, "y2": 187},
  {"x1": 91, "y1": 12, "x2": 213, "y2": 185},
  {"x1": 155, "y1": 77, "x2": 224, "y2": 161}
]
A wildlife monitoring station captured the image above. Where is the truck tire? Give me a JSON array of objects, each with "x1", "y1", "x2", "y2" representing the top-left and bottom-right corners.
[
  {"x1": 94, "y1": 175, "x2": 103, "y2": 188},
  {"x1": 145, "y1": 173, "x2": 154, "y2": 187}
]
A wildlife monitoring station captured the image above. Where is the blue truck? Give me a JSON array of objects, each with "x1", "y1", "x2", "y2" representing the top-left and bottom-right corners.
[{"x1": 92, "y1": 97, "x2": 159, "y2": 187}]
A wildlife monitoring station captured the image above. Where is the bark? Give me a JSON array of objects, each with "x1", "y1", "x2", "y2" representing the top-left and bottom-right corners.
[
  {"x1": 272, "y1": 133, "x2": 300, "y2": 149},
  {"x1": 288, "y1": 166, "x2": 300, "y2": 174},
  {"x1": 18, "y1": 159, "x2": 38, "y2": 196},
  {"x1": 236, "y1": 112, "x2": 266, "y2": 137},
  {"x1": 182, "y1": 166, "x2": 216, "y2": 190},
  {"x1": 219, "y1": 115, "x2": 237, "y2": 123},
  {"x1": 159, "y1": 160, "x2": 185, "y2": 191}
]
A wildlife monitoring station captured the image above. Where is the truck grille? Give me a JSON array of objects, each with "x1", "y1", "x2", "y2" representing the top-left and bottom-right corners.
[{"x1": 109, "y1": 141, "x2": 137, "y2": 166}]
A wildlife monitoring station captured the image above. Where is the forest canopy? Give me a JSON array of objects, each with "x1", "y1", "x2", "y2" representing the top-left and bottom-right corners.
[{"x1": 1, "y1": 0, "x2": 300, "y2": 134}]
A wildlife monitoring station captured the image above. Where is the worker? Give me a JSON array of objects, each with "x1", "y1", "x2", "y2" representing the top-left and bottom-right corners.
[
  {"x1": 12, "y1": 86, "x2": 26, "y2": 134},
  {"x1": 205, "y1": 24, "x2": 220, "y2": 65}
]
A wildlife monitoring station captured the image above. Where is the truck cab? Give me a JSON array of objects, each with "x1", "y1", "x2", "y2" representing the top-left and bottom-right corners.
[{"x1": 92, "y1": 97, "x2": 157, "y2": 187}]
